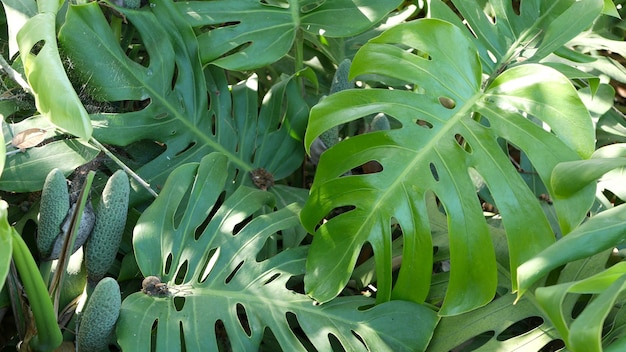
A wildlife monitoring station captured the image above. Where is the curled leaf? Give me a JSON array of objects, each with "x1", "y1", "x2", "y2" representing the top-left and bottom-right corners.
[{"x1": 11, "y1": 128, "x2": 48, "y2": 152}]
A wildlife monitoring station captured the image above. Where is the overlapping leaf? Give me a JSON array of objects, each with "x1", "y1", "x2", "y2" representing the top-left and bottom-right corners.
[
  {"x1": 0, "y1": 117, "x2": 99, "y2": 192},
  {"x1": 15, "y1": 0, "x2": 92, "y2": 139},
  {"x1": 177, "y1": 0, "x2": 403, "y2": 70},
  {"x1": 301, "y1": 19, "x2": 596, "y2": 315},
  {"x1": 0, "y1": 201, "x2": 12, "y2": 292},
  {"x1": 429, "y1": 0, "x2": 604, "y2": 75},
  {"x1": 117, "y1": 153, "x2": 438, "y2": 351},
  {"x1": 58, "y1": 0, "x2": 308, "y2": 200},
  {"x1": 533, "y1": 261, "x2": 626, "y2": 352}
]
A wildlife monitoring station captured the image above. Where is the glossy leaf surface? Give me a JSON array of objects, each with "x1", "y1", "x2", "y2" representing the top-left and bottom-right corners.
[
  {"x1": 302, "y1": 19, "x2": 595, "y2": 315},
  {"x1": 16, "y1": 0, "x2": 92, "y2": 139},
  {"x1": 178, "y1": 0, "x2": 403, "y2": 70}
]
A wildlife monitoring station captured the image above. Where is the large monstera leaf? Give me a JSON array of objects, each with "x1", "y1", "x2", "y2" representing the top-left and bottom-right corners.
[
  {"x1": 58, "y1": 0, "x2": 308, "y2": 200},
  {"x1": 117, "y1": 153, "x2": 439, "y2": 351},
  {"x1": 177, "y1": 0, "x2": 403, "y2": 70},
  {"x1": 301, "y1": 19, "x2": 596, "y2": 316},
  {"x1": 429, "y1": 0, "x2": 605, "y2": 75}
]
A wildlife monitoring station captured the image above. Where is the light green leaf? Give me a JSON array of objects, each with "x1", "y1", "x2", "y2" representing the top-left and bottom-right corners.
[
  {"x1": 552, "y1": 143, "x2": 626, "y2": 197},
  {"x1": 602, "y1": 0, "x2": 620, "y2": 17},
  {"x1": 429, "y1": 0, "x2": 604, "y2": 74},
  {"x1": 178, "y1": 0, "x2": 403, "y2": 70},
  {"x1": 1, "y1": 0, "x2": 37, "y2": 58},
  {"x1": 518, "y1": 204, "x2": 626, "y2": 296},
  {"x1": 118, "y1": 153, "x2": 439, "y2": 351},
  {"x1": 15, "y1": 0, "x2": 92, "y2": 139},
  {"x1": 534, "y1": 263, "x2": 626, "y2": 352},
  {"x1": 301, "y1": 19, "x2": 595, "y2": 315}
]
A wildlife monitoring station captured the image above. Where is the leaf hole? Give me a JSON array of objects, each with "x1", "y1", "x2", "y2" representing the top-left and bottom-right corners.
[
  {"x1": 222, "y1": 41, "x2": 251, "y2": 58},
  {"x1": 236, "y1": 303, "x2": 252, "y2": 336},
  {"x1": 150, "y1": 319, "x2": 159, "y2": 349},
  {"x1": 438, "y1": 96, "x2": 456, "y2": 109},
  {"x1": 286, "y1": 312, "x2": 316, "y2": 350},
  {"x1": 194, "y1": 212, "x2": 213, "y2": 241},
  {"x1": 215, "y1": 320, "x2": 231, "y2": 351},
  {"x1": 175, "y1": 142, "x2": 196, "y2": 157},
  {"x1": 408, "y1": 48, "x2": 432, "y2": 61},
  {"x1": 173, "y1": 296, "x2": 185, "y2": 312},
  {"x1": 325, "y1": 205, "x2": 356, "y2": 221},
  {"x1": 479, "y1": 115, "x2": 491, "y2": 127},
  {"x1": 455, "y1": 134, "x2": 472, "y2": 153},
  {"x1": 496, "y1": 316, "x2": 543, "y2": 341},
  {"x1": 179, "y1": 321, "x2": 187, "y2": 351},
  {"x1": 357, "y1": 160, "x2": 383, "y2": 175},
  {"x1": 356, "y1": 242, "x2": 374, "y2": 266},
  {"x1": 453, "y1": 331, "x2": 495, "y2": 351},
  {"x1": 175, "y1": 260, "x2": 188, "y2": 284},
  {"x1": 416, "y1": 119, "x2": 433, "y2": 129},
  {"x1": 199, "y1": 247, "x2": 219, "y2": 283},
  {"x1": 328, "y1": 334, "x2": 347, "y2": 351},
  {"x1": 351, "y1": 331, "x2": 368, "y2": 349},
  {"x1": 233, "y1": 214, "x2": 253, "y2": 236},
  {"x1": 539, "y1": 339, "x2": 565, "y2": 351},
  {"x1": 572, "y1": 294, "x2": 593, "y2": 319},
  {"x1": 285, "y1": 274, "x2": 305, "y2": 294},
  {"x1": 263, "y1": 273, "x2": 281, "y2": 285},
  {"x1": 164, "y1": 253, "x2": 173, "y2": 275},
  {"x1": 208, "y1": 191, "x2": 226, "y2": 221},
  {"x1": 171, "y1": 63, "x2": 179, "y2": 90},
  {"x1": 430, "y1": 162, "x2": 439, "y2": 182},
  {"x1": 511, "y1": 0, "x2": 521, "y2": 16},
  {"x1": 30, "y1": 40, "x2": 45, "y2": 56},
  {"x1": 486, "y1": 49, "x2": 498, "y2": 64},
  {"x1": 225, "y1": 261, "x2": 244, "y2": 284}
]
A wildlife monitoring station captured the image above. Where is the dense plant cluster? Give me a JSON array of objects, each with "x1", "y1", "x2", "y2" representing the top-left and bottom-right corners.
[{"x1": 1, "y1": 0, "x2": 626, "y2": 351}]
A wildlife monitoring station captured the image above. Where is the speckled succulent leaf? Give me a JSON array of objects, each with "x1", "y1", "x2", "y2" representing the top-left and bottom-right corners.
[
  {"x1": 77, "y1": 277, "x2": 121, "y2": 352},
  {"x1": 177, "y1": 0, "x2": 402, "y2": 70},
  {"x1": 118, "y1": 153, "x2": 439, "y2": 351},
  {"x1": 301, "y1": 19, "x2": 596, "y2": 316},
  {"x1": 85, "y1": 170, "x2": 130, "y2": 283},
  {"x1": 37, "y1": 168, "x2": 69, "y2": 259},
  {"x1": 58, "y1": 1, "x2": 308, "y2": 202}
]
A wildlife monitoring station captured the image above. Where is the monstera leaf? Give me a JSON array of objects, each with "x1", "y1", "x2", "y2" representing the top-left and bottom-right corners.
[
  {"x1": 58, "y1": 0, "x2": 308, "y2": 200},
  {"x1": 177, "y1": 0, "x2": 403, "y2": 70},
  {"x1": 117, "y1": 153, "x2": 439, "y2": 351},
  {"x1": 429, "y1": 0, "x2": 605, "y2": 75},
  {"x1": 15, "y1": 0, "x2": 92, "y2": 139},
  {"x1": 301, "y1": 18, "x2": 596, "y2": 316}
]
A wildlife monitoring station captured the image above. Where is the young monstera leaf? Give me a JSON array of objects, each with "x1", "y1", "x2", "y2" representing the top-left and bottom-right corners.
[
  {"x1": 58, "y1": 0, "x2": 308, "y2": 201},
  {"x1": 117, "y1": 153, "x2": 439, "y2": 351},
  {"x1": 301, "y1": 18, "x2": 596, "y2": 316}
]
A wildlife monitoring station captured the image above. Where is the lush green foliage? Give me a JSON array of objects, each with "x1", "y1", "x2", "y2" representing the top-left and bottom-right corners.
[{"x1": 1, "y1": 0, "x2": 626, "y2": 351}]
